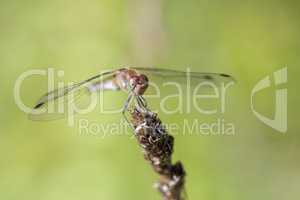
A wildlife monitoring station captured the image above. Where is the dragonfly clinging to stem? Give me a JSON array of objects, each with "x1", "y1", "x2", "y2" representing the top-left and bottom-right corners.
[{"x1": 29, "y1": 67, "x2": 235, "y2": 122}]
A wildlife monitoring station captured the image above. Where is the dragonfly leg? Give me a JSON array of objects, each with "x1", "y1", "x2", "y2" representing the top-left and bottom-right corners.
[
  {"x1": 136, "y1": 95, "x2": 148, "y2": 112},
  {"x1": 122, "y1": 93, "x2": 135, "y2": 130},
  {"x1": 139, "y1": 95, "x2": 148, "y2": 108}
]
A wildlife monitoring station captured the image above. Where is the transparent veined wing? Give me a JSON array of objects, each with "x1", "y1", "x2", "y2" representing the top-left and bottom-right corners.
[
  {"x1": 28, "y1": 70, "x2": 116, "y2": 121},
  {"x1": 132, "y1": 67, "x2": 236, "y2": 84},
  {"x1": 131, "y1": 67, "x2": 236, "y2": 96},
  {"x1": 128, "y1": 67, "x2": 236, "y2": 117}
]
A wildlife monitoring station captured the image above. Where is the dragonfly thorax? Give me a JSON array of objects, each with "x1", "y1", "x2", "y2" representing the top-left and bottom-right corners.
[
  {"x1": 129, "y1": 74, "x2": 149, "y2": 95},
  {"x1": 114, "y1": 69, "x2": 149, "y2": 96}
]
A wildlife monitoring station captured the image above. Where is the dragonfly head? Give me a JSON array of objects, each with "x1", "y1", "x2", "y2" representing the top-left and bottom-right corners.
[{"x1": 130, "y1": 74, "x2": 149, "y2": 95}]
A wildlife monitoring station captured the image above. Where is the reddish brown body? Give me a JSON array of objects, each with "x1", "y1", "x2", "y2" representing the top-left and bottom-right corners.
[{"x1": 114, "y1": 68, "x2": 149, "y2": 95}]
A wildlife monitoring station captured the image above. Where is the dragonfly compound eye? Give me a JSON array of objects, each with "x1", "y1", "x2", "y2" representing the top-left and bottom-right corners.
[
  {"x1": 139, "y1": 74, "x2": 149, "y2": 83},
  {"x1": 129, "y1": 76, "x2": 141, "y2": 90},
  {"x1": 132, "y1": 74, "x2": 149, "y2": 95}
]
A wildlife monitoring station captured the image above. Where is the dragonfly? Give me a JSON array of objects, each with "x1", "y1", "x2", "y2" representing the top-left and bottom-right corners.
[{"x1": 29, "y1": 67, "x2": 235, "y2": 121}]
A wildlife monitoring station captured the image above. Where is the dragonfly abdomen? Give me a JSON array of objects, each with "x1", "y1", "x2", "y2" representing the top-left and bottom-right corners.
[{"x1": 87, "y1": 80, "x2": 120, "y2": 93}]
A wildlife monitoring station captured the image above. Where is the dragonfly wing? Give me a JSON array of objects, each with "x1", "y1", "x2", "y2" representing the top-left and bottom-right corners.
[
  {"x1": 132, "y1": 67, "x2": 236, "y2": 84},
  {"x1": 28, "y1": 70, "x2": 115, "y2": 121}
]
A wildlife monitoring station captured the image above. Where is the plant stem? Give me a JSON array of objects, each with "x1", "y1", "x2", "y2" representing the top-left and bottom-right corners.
[{"x1": 130, "y1": 107, "x2": 186, "y2": 200}]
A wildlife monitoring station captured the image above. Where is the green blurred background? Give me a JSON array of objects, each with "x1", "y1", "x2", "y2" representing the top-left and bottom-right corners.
[{"x1": 1, "y1": 0, "x2": 299, "y2": 199}]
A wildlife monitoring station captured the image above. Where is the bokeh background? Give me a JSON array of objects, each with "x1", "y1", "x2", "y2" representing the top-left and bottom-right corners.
[{"x1": 1, "y1": 0, "x2": 299, "y2": 200}]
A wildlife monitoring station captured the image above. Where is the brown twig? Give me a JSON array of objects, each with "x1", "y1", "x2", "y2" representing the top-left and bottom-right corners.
[{"x1": 130, "y1": 107, "x2": 186, "y2": 200}]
